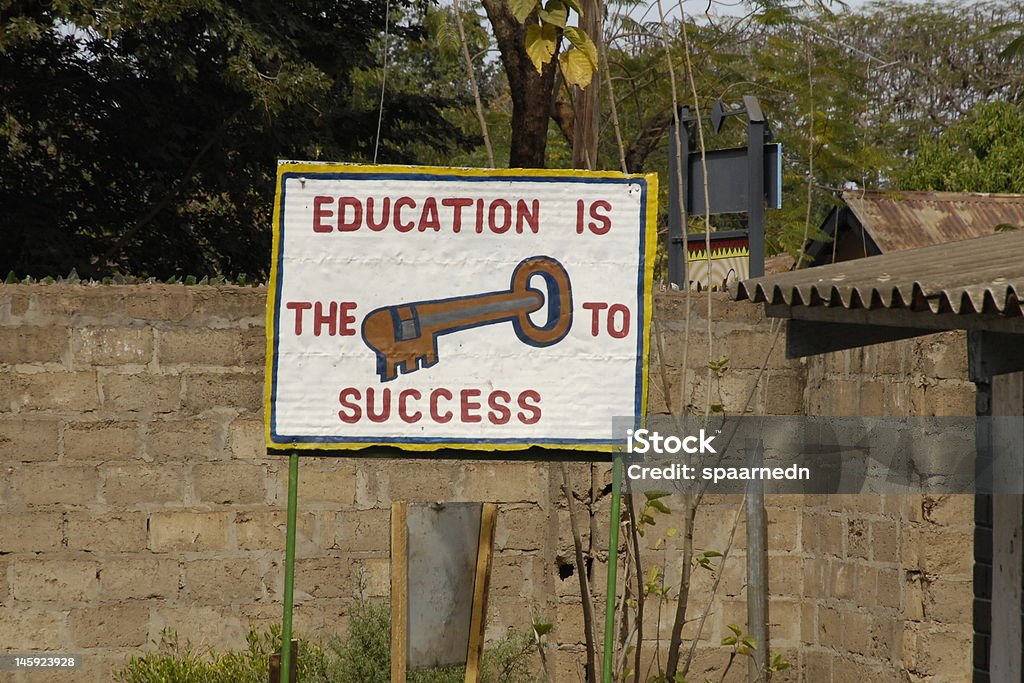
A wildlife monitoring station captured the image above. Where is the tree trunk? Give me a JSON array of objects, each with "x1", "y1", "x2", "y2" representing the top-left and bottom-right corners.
[
  {"x1": 571, "y1": 0, "x2": 601, "y2": 169},
  {"x1": 481, "y1": 0, "x2": 558, "y2": 168}
]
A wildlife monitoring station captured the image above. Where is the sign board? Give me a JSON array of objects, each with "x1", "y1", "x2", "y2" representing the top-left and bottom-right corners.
[
  {"x1": 265, "y1": 163, "x2": 657, "y2": 452},
  {"x1": 686, "y1": 144, "x2": 782, "y2": 215},
  {"x1": 686, "y1": 231, "x2": 749, "y2": 292}
]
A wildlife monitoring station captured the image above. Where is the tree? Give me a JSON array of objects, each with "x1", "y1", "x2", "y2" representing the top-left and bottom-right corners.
[
  {"x1": 0, "y1": 0, "x2": 479, "y2": 279},
  {"x1": 898, "y1": 101, "x2": 1024, "y2": 193}
]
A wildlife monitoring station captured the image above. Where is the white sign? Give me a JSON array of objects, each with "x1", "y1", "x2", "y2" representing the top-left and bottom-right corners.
[{"x1": 264, "y1": 163, "x2": 657, "y2": 453}]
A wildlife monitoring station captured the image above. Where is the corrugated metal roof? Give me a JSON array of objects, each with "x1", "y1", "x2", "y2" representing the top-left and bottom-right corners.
[
  {"x1": 843, "y1": 189, "x2": 1024, "y2": 252},
  {"x1": 733, "y1": 229, "x2": 1024, "y2": 317}
]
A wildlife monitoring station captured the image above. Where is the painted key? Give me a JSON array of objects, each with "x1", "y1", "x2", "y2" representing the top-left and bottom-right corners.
[{"x1": 361, "y1": 256, "x2": 573, "y2": 381}]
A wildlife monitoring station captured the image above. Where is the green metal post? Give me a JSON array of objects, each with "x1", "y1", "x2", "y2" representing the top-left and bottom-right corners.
[
  {"x1": 602, "y1": 453, "x2": 623, "y2": 682},
  {"x1": 280, "y1": 453, "x2": 299, "y2": 683}
]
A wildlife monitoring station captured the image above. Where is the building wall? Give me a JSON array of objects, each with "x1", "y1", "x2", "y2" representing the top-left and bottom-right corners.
[{"x1": 0, "y1": 286, "x2": 975, "y2": 681}]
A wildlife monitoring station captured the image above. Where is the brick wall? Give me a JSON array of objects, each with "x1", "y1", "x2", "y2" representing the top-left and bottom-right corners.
[{"x1": 0, "y1": 286, "x2": 975, "y2": 682}]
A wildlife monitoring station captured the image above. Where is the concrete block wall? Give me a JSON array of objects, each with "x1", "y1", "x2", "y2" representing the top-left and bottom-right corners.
[{"x1": 0, "y1": 286, "x2": 976, "y2": 682}]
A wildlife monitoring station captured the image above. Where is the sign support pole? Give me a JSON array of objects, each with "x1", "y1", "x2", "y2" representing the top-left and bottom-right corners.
[
  {"x1": 601, "y1": 452, "x2": 624, "y2": 682},
  {"x1": 280, "y1": 453, "x2": 299, "y2": 683}
]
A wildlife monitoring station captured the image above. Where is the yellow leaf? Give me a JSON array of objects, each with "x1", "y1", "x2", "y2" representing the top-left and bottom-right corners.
[
  {"x1": 558, "y1": 47, "x2": 594, "y2": 88},
  {"x1": 525, "y1": 23, "x2": 557, "y2": 73},
  {"x1": 509, "y1": 0, "x2": 539, "y2": 23},
  {"x1": 562, "y1": 26, "x2": 598, "y2": 69},
  {"x1": 537, "y1": 0, "x2": 568, "y2": 28}
]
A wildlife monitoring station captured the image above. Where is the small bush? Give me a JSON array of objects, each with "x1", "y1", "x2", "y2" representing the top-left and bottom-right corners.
[
  {"x1": 114, "y1": 626, "x2": 333, "y2": 683},
  {"x1": 116, "y1": 594, "x2": 538, "y2": 682}
]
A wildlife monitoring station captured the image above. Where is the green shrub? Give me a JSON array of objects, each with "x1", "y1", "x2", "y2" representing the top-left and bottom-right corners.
[
  {"x1": 114, "y1": 626, "x2": 333, "y2": 683},
  {"x1": 116, "y1": 595, "x2": 538, "y2": 683}
]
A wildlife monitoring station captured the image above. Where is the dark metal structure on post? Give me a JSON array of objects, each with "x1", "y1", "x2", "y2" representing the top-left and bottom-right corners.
[{"x1": 667, "y1": 96, "x2": 780, "y2": 289}]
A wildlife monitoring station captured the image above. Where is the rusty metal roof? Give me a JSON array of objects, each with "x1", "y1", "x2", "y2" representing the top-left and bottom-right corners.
[
  {"x1": 733, "y1": 229, "x2": 1024, "y2": 317},
  {"x1": 843, "y1": 189, "x2": 1024, "y2": 252}
]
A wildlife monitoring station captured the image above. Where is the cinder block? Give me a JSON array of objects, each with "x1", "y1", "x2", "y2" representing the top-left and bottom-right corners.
[
  {"x1": 33, "y1": 287, "x2": 122, "y2": 319},
  {"x1": 918, "y1": 332, "x2": 968, "y2": 380},
  {"x1": 193, "y1": 462, "x2": 267, "y2": 504},
  {"x1": 920, "y1": 493, "x2": 973, "y2": 528},
  {"x1": 185, "y1": 287, "x2": 266, "y2": 325},
  {"x1": 0, "y1": 418, "x2": 60, "y2": 461},
  {"x1": 920, "y1": 528, "x2": 973, "y2": 576},
  {"x1": 762, "y1": 373, "x2": 805, "y2": 416},
  {"x1": 65, "y1": 512, "x2": 148, "y2": 552},
  {"x1": 906, "y1": 627, "x2": 972, "y2": 680},
  {"x1": 16, "y1": 372, "x2": 99, "y2": 411},
  {"x1": 153, "y1": 605, "x2": 246, "y2": 651},
  {"x1": 14, "y1": 464, "x2": 98, "y2": 506},
  {"x1": 495, "y1": 504, "x2": 549, "y2": 552},
  {"x1": 13, "y1": 558, "x2": 99, "y2": 602},
  {"x1": 99, "y1": 557, "x2": 181, "y2": 601},
  {"x1": 0, "y1": 512, "x2": 64, "y2": 552},
  {"x1": 841, "y1": 610, "x2": 882, "y2": 658},
  {"x1": 870, "y1": 520, "x2": 899, "y2": 563},
  {"x1": 802, "y1": 558, "x2": 827, "y2": 599},
  {"x1": 159, "y1": 328, "x2": 262, "y2": 367},
  {"x1": 71, "y1": 327, "x2": 153, "y2": 366},
  {"x1": 278, "y1": 463, "x2": 356, "y2": 505},
  {"x1": 150, "y1": 511, "x2": 232, "y2": 552},
  {"x1": 0, "y1": 608, "x2": 66, "y2": 649},
  {"x1": 63, "y1": 420, "x2": 138, "y2": 460},
  {"x1": 818, "y1": 605, "x2": 842, "y2": 648},
  {"x1": 102, "y1": 373, "x2": 181, "y2": 412},
  {"x1": 767, "y1": 599, "x2": 801, "y2": 644},
  {"x1": 916, "y1": 383, "x2": 975, "y2": 417},
  {"x1": 182, "y1": 372, "x2": 262, "y2": 413},
  {"x1": 0, "y1": 370, "x2": 12, "y2": 412},
  {"x1": 457, "y1": 462, "x2": 548, "y2": 503},
  {"x1": 0, "y1": 327, "x2": 67, "y2": 364},
  {"x1": 69, "y1": 602, "x2": 150, "y2": 647},
  {"x1": 122, "y1": 287, "x2": 195, "y2": 322},
  {"x1": 923, "y1": 577, "x2": 973, "y2": 625},
  {"x1": 228, "y1": 418, "x2": 264, "y2": 459},
  {"x1": 294, "y1": 557, "x2": 356, "y2": 599},
  {"x1": 720, "y1": 330, "x2": 788, "y2": 370},
  {"x1": 235, "y1": 510, "x2": 317, "y2": 552},
  {"x1": 331, "y1": 508, "x2": 391, "y2": 553},
  {"x1": 876, "y1": 568, "x2": 901, "y2": 610},
  {"x1": 183, "y1": 558, "x2": 272, "y2": 603},
  {"x1": 147, "y1": 417, "x2": 223, "y2": 460},
  {"x1": 801, "y1": 649, "x2": 832, "y2": 681},
  {"x1": 846, "y1": 518, "x2": 869, "y2": 560},
  {"x1": 102, "y1": 464, "x2": 186, "y2": 505},
  {"x1": 768, "y1": 555, "x2": 803, "y2": 596}
]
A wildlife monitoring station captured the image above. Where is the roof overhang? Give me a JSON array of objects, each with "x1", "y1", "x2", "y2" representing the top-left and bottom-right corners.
[{"x1": 731, "y1": 230, "x2": 1024, "y2": 377}]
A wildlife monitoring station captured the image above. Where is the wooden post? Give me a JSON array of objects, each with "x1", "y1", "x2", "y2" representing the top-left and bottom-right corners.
[
  {"x1": 745, "y1": 439, "x2": 769, "y2": 682},
  {"x1": 990, "y1": 372, "x2": 1023, "y2": 681},
  {"x1": 391, "y1": 502, "x2": 408, "y2": 683},
  {"x1": 268, "y1": 639, "x2": 297, "y2": 683},
  {"x1": 465, "y1": 503, "x2": 497, "y2": 683}
]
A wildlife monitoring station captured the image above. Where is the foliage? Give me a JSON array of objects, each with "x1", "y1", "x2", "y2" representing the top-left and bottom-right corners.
[
  {"x1": 0, "y1": 0, "x2": 480, "y2": 280},
  {"x1": 598, "y1": 0, "x2": 1024, "y2": 259},
  {"x1": 115, "y1": 592, "x2": 539, "y2": 683},
  {"x1": 512, "y1": 0, "x2": 598, "y2": 88},
  {"x1": 114, "y1": 626, "x2": 333, "y2": 683},
  {"x1": 898, "y1": 101, "x2": 1024, "y2": 193}
]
